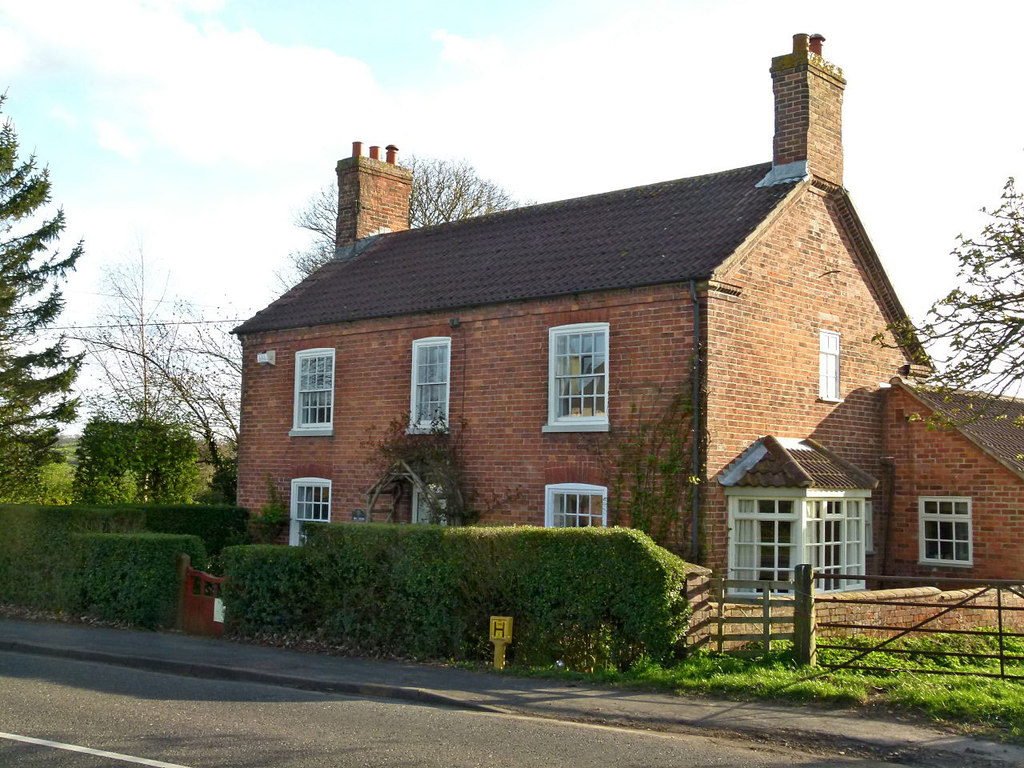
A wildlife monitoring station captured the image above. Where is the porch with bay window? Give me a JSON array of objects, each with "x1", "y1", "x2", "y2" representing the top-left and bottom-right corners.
[
  {"x1": 719, "y1": 435, "x2": 877, "y2": 595},
  {"x1": 728, "y1": 491, "x2": 868, "y2": 593}
]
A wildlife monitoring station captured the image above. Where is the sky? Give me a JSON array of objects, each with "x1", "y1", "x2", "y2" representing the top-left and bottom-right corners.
[{"x1": 2, "y1": 0, "x2": 1024, "y2": 413}]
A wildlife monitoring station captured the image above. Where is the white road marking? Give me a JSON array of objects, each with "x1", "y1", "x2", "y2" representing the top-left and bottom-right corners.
[{"x1": 0, "y1": 731, "x2": 192, "y2": 767}]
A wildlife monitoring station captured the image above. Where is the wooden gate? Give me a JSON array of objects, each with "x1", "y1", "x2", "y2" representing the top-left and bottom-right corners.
[{"x1": 178, "y1": 554, "x2": 225, "y2": 636}]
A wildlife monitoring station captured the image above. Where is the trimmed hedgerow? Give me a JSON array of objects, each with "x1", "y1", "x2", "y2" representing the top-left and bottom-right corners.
[
  {"x1": 0, "y1": 505, "x2": 146, "y2": 608},
  {"x1": 71, "y1": 533, "x2": 206, "y2": 628},
  {"x1": 221, "y1": 525, "x2": 691, "y2": 669},
  {"x1": 218, "y1": 545, "x2": 318, "y2": 634},
  {"x1": 0, "y1": 504, "x2": 227, "y2": 622},
  {"x1": 140, "y1": 505, "x2": 249, "y2": 557}
]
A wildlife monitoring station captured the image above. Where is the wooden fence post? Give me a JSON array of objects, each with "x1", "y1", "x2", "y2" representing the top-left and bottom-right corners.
[
  {"x1": 176, "y1": 552, "x2": 191, "y2": 632},
  {"x1": 793, "y1": 564, "x2": 816, "y2": 667}
]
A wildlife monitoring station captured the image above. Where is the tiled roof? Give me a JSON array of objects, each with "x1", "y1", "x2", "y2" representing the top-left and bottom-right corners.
[
  {"x1": 719, "y1": 436, "x2": 878, "y2": 490},
  {"x1": 235, "y1": 162, "x2": 799, "y2": 334},
  {"x1": 904, "y1": 385, "x2": 1024, "y2": 478}
]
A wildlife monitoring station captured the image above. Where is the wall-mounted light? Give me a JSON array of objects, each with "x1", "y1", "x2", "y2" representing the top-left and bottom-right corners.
[{"x1": 256, "y1": 350, "x2": 276, "y2": 366}]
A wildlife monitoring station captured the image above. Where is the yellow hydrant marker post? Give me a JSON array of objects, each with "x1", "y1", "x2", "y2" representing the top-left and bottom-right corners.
[{"x1": 489, "y1": 616, "x2": 513, "y2": 669}]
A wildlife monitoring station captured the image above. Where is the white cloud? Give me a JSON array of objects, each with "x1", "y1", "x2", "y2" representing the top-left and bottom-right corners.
[
  {"x1": 93, "y1": 119, "x2": 142, "y2": 160},
  {"x1": 0, "y1": 0, "x2": 384, "y2": 168},
  {"x1": 431, "y1": 29, "x2": 507, "y2": 69}
]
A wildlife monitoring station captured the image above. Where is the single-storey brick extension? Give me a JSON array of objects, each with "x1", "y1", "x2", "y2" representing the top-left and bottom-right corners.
[{"x1": 234, "y1": 33, "x2": 1024, "y2": 588}]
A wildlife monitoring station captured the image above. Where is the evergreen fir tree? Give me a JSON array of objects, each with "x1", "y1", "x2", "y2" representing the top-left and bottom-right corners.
[{"x1": 0, "y1": 95, "x2": 83, "y2": 500}]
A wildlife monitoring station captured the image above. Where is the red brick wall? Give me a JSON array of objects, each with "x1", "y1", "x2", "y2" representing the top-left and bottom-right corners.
[
  {"x1": 882, "y1": 385, "x2": 1024, "y2": 580},
  {"x1": 701, "y1": 185, "x2": 909, "y2": 572},
  {"x1": 237, "y1": 284, "x2": 696, "y2": 532}
]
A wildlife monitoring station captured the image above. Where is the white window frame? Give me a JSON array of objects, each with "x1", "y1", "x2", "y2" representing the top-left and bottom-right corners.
[
  {"x1": 727, "y1": 488, "x2": 869, "y2": 594},
  {"x1": 409, "y1": 337, "x2": 451, "y2": 433},
  {"x1": 289, "y1": 477, "x2": 332, "y2": 546},
  {"x1": 544, "y1": 483, "x2": 608, "y2": 528},
  {"x1": 291, "y1": 348, "x2": 335, "y2": 436},
  {"x1": 918, "y1": 496, "x2": 973, "y2": 566},
  {"x1": 864, "y1": 500, "x2": 874, "y2": 555},
  {"x1": 544, "y1": 322, "x2": 610, "y2": 433},
  {"x1": 819, "y1": 330, "x2": 841, "y2": 402},
  {"x1": 412, "y1": 483, "x2": 448, "y2": 525}
]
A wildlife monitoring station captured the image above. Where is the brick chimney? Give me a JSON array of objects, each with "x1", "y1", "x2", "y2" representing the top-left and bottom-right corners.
[
  {"x1": 759, "y1": 33, "x2": 846, "y2": 188},
  {"x1": 335, "y1": 141, "x2": 413, "y2": 250}
]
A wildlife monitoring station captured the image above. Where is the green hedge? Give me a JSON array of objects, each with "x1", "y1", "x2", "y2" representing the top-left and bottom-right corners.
[
  {"x1": 72, "y1": 533, "x2": 206, "y2": 628},
  {"x1": 0, "y1": 505, "x2": 146, "y2": 608},
  {"x1": 0, "y1": 504, "x2": 232, "y2": 617},
  {"x1": 222, "y1": 525, "x2": 691, "y2": 669},
  {"x1": 140, "y1": 505, "x2": 248, "y2": 556}
]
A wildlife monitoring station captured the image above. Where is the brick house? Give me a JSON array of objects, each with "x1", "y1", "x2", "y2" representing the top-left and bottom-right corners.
[
  {"x1": 232, "y1": 33, "x2": 974, "y2": 589},
  {"x1": 881, "y1": 381, "x2": 1024, "y2": 580}
]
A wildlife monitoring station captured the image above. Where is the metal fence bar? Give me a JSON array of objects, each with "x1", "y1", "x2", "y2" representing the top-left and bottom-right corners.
[
  {"x1": 815, "y1": 573, "x2": 1024, "y2": 587},
  {"x1": 815, "y1": 664, "x2": 1024, "y2": 681},
  {"x1": 818, "y1": 643, "x2": 1024, "y2": 662},
  {"x1": 999, "y1": 587, "x2": 1006, "y2": 679},
  {"x1": 815, "y1": 597, "x2": 1024, "y2": 612},
  {"x1": 818, "y1": 622, "x2": 1024, "y2": 638}
]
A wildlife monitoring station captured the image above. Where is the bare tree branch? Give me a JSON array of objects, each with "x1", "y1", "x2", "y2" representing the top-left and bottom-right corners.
[{"x1": 278, "y1": 155, "x2": 524, "y2": 287}]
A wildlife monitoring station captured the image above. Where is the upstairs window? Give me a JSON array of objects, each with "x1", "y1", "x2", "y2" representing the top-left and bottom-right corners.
[
  {"x1": 545, "y1": 483, "x2": 607, "y2": 528},
  {"x1": 289, "y1": 478, "x2": 331, "y2": 546},
  {"x1": 545, "y1": 323, "x2": 609, "y2": 432},
  {"x1": 919, "y1": 497, "x2": 972, "y2": 566},
  {"x1": 292, "y1": 348, "x2": 334, "y2": 434},
  {"x1": 819, "y1": 330, "x2": 840, "y2": 401},
  {"x1": 410, "y1": 337, "x2": 451, "y2": 431}
]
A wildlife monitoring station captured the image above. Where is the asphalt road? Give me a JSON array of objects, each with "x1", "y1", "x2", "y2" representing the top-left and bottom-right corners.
[{"x1": 0, "y1": 650, "x2": 901, "y2": 767}]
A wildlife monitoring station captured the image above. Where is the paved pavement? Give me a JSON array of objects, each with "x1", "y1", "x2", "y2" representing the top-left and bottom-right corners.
[{"x1": 1, "y1": 618, "x2": 1022, "y2": 767}]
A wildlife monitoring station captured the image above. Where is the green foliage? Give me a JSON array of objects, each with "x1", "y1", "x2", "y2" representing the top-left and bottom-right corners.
[
  {"x1": 73, "y1": 416, "x2": 200, "y2": 504},
  {"x1": 71, "y1": 533, "x2": 205, "y2": 628},
  {"x1": 0, "y1": 503, "x2": 245, "y2": 607},
  {"x1": 219, "y1": 545, "x2": 318, "y2": 633},
  {"x1": 29, "y1": 460, "x2": 74, "y2": 505},
  {"x1": 0, "y1": 505, "x2": 145, "y2": 608},
  {"x1": 0, "y1": 95, "x2": 83, "y2": 501},
  {"x1": 140, "y1": 504, "x2": 248, "y2": 557},
  {"x1": 606, "y1": 387, "x2": 696, "y2": 550},
  {"x1": 222, "y1": 525, "x2": 691, "y2": 669},
  {"x1": 884, "y1": 177, "x2": 1024, "y2": 401},
  {"x1": 248, "y1": 476, "x2": 287, "y2": 544}
]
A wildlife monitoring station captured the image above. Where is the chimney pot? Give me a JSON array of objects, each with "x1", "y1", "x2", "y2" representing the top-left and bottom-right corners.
[
  {"x1": 351, "y1": 141, "x2": 363, "y2": 158},
  {"x1": 792, "y1": 33, "x2": 810, "y2": 54},
  {"x1": 385, "y1": 144, "x2": 398, "y2": 164},
  {"x1": 809, "y1": 34, "x2": 825, "y2": 56},
  {"x1": 369, "y1": 145, "x2": 380, "y2": 161}
]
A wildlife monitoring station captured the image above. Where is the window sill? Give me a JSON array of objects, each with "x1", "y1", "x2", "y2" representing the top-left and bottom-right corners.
[
  {"x1": 918, "y1": 559, "x2": 973, "y2": 569},
  {"x1": 542, "y1": 422, "x2": 610, "y2": 433},
  {"x1": 817, "y1": 397, "x2": 844, "y2": 404},
  {"x1": 289, "y1": 427, "x2": 333, "y2": 437},
  {"x1": 406, "y1": 426, "x2": 449, "y2": 435}
]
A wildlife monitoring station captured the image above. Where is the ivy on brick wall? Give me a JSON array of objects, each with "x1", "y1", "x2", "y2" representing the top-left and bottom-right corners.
[{"x1": 605, "y1": 386, "x2": 698, "y2": 552}]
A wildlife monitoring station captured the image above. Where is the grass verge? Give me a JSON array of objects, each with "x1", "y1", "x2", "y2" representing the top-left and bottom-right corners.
[{"x1": 510, "y1": 634, "x2": 1024, "y2": 743}]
